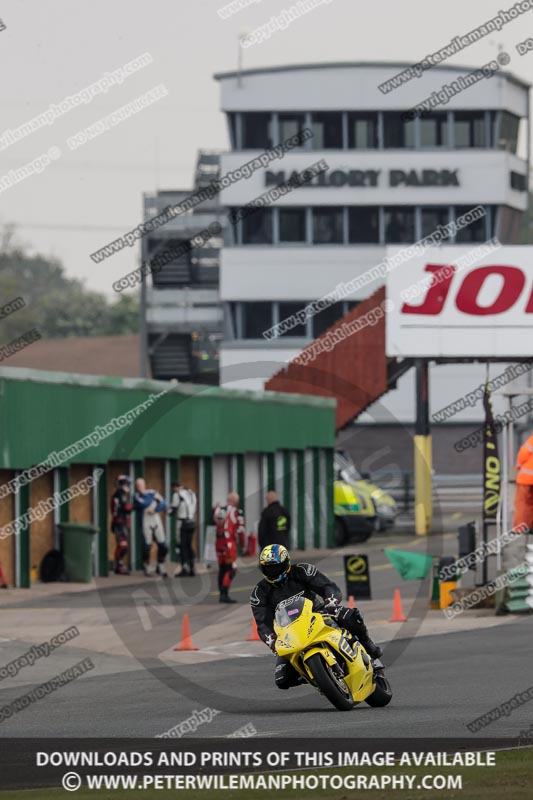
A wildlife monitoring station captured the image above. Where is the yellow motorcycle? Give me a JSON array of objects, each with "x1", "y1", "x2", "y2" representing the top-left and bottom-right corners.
[{"x1": 274, "y1": 593, "x2": 392, "y2": 711}]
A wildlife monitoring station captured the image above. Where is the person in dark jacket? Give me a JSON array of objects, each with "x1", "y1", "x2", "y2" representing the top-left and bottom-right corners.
[
  {"x1": 250, "y1": 544, "x2": 382, "y2": 690},
  {"x1": 258, "y1": 491, "x2": 291, "y2": 550},
  {"x1": 110, "y1": 475, "x2": 132, "y2": 575}
]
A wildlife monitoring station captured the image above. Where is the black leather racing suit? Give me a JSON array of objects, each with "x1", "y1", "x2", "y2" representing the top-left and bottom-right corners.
[{"x1": 250, "y1": 563, "x2": 381, "y2": 689}]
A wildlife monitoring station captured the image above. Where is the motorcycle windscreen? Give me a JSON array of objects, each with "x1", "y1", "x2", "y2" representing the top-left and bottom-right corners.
[{"x1": 274, "y1": 596, "x2": 306, "y2": 628}]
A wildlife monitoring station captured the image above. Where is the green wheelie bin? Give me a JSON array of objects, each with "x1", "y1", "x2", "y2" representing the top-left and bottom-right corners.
[{"x1": 59, "y1": 522, "x2": 99, "y2": 582}]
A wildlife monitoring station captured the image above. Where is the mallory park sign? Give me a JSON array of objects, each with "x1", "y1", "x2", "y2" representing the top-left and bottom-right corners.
[{"x1": 265, "y1": 168, "x2": 460, "y2": 188}]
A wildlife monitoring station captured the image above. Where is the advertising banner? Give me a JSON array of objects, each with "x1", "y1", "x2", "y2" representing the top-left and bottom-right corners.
[
  {"x1": 344, "y1": 554, "x2": 371, "y2": 600},
  {"x1": 482, "y1": 384, "x2": 501, "y2": 524},
  {"x1": 386, "y1": 247, "x2": 533, "y2": 357}
]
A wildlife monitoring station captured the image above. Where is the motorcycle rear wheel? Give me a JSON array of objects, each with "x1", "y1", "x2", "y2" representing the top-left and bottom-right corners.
[
  {"x1": 365, "y1": 673, "x2": 393, "y2": 707},
  {"x1": 306, "y1": 653, "x2": 355, "y2": 711}
]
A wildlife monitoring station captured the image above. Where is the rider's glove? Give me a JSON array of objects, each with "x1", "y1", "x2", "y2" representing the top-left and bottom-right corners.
[
  {"x1": 323, "y1": 596, "x2": 340, "y2": 616},
  {"x1": 336, "y1": 606, "x2": 362, "y2": 627},
  {"x1": 264, "y1": 633, "x2": 277, "y2": 653}
]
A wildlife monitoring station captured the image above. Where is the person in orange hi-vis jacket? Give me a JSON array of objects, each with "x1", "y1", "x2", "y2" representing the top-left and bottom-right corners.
[
  {"x1": 214, "y1": 492, "x2": 245, "y2": 604},
  {"x1": 513, "y1": 432, "x2": 533, "y2": 532}
]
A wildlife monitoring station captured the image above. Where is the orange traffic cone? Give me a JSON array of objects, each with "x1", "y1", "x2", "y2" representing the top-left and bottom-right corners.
[
  {"x1": 348, "y1": 595, "x2": 355, "y2": 609},
  {"x1": 173, "y1": 613, "x2": 199, "y2": 651},
  {"x1": 389, "y1": 588, "x2": 407, "y2": 622},
  {"x1": 247, "y1": 617, "x2": 261, "y2": 641}
]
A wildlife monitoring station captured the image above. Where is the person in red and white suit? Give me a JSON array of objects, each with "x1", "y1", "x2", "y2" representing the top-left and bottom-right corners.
[{"x1": 214, "y1": 492, "x2": 245, "y2": 604}]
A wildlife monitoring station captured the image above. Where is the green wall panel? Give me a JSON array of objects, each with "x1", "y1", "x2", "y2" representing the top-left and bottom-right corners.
[
  {"x1": 133, "y1": 461, "x2": 144, "y2": 570},
  {"x1": 96, "y1": 464, "x2": 108, "y2": 578},
  {"x1": 283, "y1": 451, "x2": 292, "y2": 535},
  {"x1": 169, "y1": 458, "x2": 179, "y2": 563},
  {"x1": 313, "y1": 449, "x2": 320, "y2": 549},
  {"x1": 0, "y1": 370, "x2": 335, "y2": 470},
  {"x1": 266, "y1": 453, "x2": 275, "y2": 490},
  {"x1": 58, "y1": 467, "x2": 69, "y2": 523},
  {"x1": 236, "y1": 454, "x2": 245, "y2": 518},
  {"x1": 296, "y1": 451, "x2": 305, "y2": 550},
  {"x1": 325, "y1": 448, "x2": 334, "y2": 547},
  {"x1": 18, "y1": 479, "x2": 30, "y2": 588},
  {"x1": 202, "y1": 457, "x2": 213, "y2": 558}
]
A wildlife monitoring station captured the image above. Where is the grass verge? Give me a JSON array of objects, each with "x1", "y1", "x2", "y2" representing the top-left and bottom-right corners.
[{"x1": 1, "y1": 749, "x2": 532, "y2": 800}]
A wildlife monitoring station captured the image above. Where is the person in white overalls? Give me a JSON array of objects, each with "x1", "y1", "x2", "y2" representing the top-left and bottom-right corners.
[{"x1": 133, "y1": 477, "x2": 169, "y2": 576}]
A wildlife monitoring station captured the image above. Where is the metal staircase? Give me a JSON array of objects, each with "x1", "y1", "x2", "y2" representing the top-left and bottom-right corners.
[
  {"x1": 149, "y1": 333, "x2": 191, "y2": 381},
  {"x1": 142, "y1": 151, "x2": 225, "y2": 383},
  {"x1": 265, "y1": 286, "x2": 415, "y2": 430}
]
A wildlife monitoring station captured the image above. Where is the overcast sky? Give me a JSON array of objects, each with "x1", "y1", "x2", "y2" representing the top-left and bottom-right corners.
[{"x1": 1, "y1": 0, "x2": 532, "y2": 296}]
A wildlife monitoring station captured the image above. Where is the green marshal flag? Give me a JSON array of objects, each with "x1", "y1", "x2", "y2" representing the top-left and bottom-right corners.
[{"x1": 384, "y1": 549, "x2": 434, "y2": 580}]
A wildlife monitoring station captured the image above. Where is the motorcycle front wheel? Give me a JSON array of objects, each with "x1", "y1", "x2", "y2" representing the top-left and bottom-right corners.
[
  {"x1": 365, "y1": 673, "x2": 393, "y2": 707},
  {"x1": 306, "y1": 652, "x2": 355, "y2": 711}
]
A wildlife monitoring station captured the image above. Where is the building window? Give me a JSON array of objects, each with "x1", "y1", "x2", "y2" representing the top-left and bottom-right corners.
[
  {"x1": 346, "y1": 301, "x2": 361, "y2": 313},
  {"x1": 278, "y1": 302, "x2": 308, "y2": 337},
  {"x1": 313, "y1": 301, "x2": 345, "y2": 337},
  {"x1": 313, "y1": 207, "x2": 344, "y2": 244},
  {"x1": 454, "y1": 112, "x2": 486, "y2": 147},
  {"x1": 421, "y1": 207, "x2": 450, "y2": 239},
  {"x1": 228, "y1": 113, "x2": 238, "y2": 149},
  {"x1": 225, "y1": 211, "x2": 239, "y2": 245},
  {"x1": 242, "y1": 208, "x2": 273, "y2": 244},
  {"x1": 279, "y1": 208, "x2": 307, "y2": 242},
  {"x1": 454, "y1": 206, "x2": 487, "y2": 242},
  {"x1": 384, "y1": 207, "x2": 415, "y2": 242},
  {"x1": 419, "y1": 112, "x2": 449, "y2": 147},
  {"x1": 227, "y1": 303, "x2": 238, "y2": 339},
  {"x1": 347, "y1": 113, "x2": 378, "y2": 148},
  {"x1": 497, "y1": 112, "x2": 520, "y2": 153},
  {"x1": 488, "y1": 111, "x2": 497, "y2": 147},
  {"x1": 279, "y1": 113, "x2": 306, "y2": 143},
  {"x1": 348, "y1": 207, "x2": 380, "y2": 243},
  {"x1": 497, "y1": 206, "x2": 522, "y2": 243},
  {"x1": 487, "y1": 206, "x2": 498, "y2": 238},
  {"x1": 241, "y1": 112, "x2": 273, "y2": 149},
  {"x1": 510, "y1": 171, "x2": 527, "y2": 192},
  {"x1": 243, "y1": 302, "x2": 272, "y2": 338},
  {"x1": 311, "y1": 112, "x2": 343, "y2": 148},
  {"x1": 383, "y1": 112, "x2": 415, "y2": 148}
]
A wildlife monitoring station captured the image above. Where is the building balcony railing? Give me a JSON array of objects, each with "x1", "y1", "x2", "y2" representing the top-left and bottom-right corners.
[
  {"x1": 146, "y1": 305, "x2": 223, "y2": 329},
  {"x1": 147, "y1": 287, "x2": 220, "y2": 305}
]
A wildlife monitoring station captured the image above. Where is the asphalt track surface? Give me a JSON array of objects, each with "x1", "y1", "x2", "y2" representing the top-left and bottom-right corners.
[
  {"x1": 0, "y1": 532, "x2": 532, "y2": 740},
  {"x1": 0, "y1": 618, "x2": 532, "y2": 739}
]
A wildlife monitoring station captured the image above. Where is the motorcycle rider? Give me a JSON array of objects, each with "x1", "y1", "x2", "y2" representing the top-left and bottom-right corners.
[
  {"x1": 250, "y1": 544, "x2": 382, "y2": 690},
  {"x1": 110, "y1": 474, "x2": 132, "y2": 574}
]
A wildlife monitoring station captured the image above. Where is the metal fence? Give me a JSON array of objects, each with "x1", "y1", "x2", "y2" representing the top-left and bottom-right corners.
[{"x1": 371, "y1": 471, "x2": 482, "y2": 513}]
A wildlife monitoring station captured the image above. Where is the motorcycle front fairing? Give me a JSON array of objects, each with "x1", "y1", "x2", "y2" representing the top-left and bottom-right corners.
[{"x1": 273, "y1": 595, "x2": 376, "y2": 702}]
